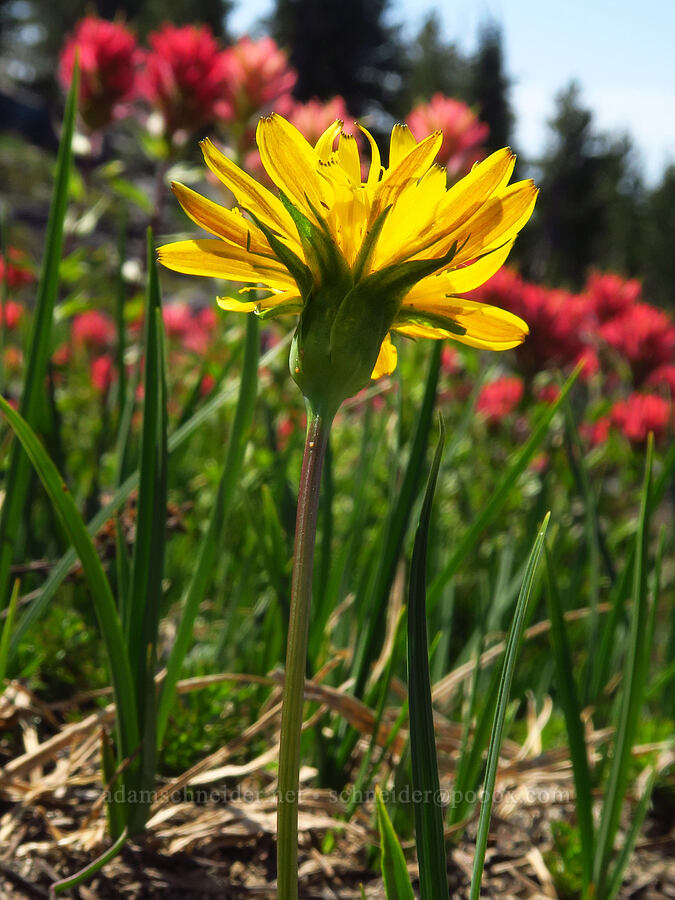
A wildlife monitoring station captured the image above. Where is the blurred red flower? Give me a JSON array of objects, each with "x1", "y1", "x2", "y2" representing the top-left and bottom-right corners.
[
  {"x1": 646, "y1": 363, "x2": 675, "y2": 396},
  {"x1": 0, "y1": 251, "x2": 34, "y2": 289},
  {"x1": 583, "y1": 271, "x2": 641, "y2": 323},
  {"x1": 611, "y1": 392, "x2": 672, "y2": 445},
  {"x1": 91, "y1": 355, "x2": 114, "y2": 394},
  {"x1": 0, "y1": 300, "x2": 23, "y2": 330},
  {"x1": 477, "y1": 375, "x2": 524, "y2": 424},
  {"x1": 162, "y1": 302, "x2": 192, "y2": 338},
  {"x1": 287, "y1": 97, "x2": 351, "y2": 145},
  {"x1": 474, "y1": 269, "x2": 594, "y2": 378},
  {"x1": 59, "y1": 17, "x2": 139, "y2": 130},
  {"x1": 140, "y1": 24, "x2": 230, "y2": 137},
  {"x1": 72, "y1": 310, "x2": 115, "y2": 350},
  {"x1": 407, "y1": 95, "x2": 489, "y2": 180},
  {"x1": 599, "y1": 303, "x2": 675, "y2": 384},
  {"x1": 220, "y1": 36, "x2": 296, "y2": 125},
  {"x1": 580, "y1": 416, "x2": 611, "y2": 447}
]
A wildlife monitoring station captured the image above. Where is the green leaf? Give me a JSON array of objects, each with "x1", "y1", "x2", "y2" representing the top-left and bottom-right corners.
[
  {"x1": 593, "y1": 438, "x2": 654, "y2": 896},
  {"x1": 0, "y1": 580, "x2": 19, "y2": 684},
  {"x1": 375, "y1": 786, "x2": 415, "y2": 900},
  {"x1": 545, "y1": 548, "x2": 594, "y2": 892},
  {"x1": 0, "y1": 395, "x2": 139, "y2": 765},
  {"x1": 337, "y1": 341, "x2": 442, "y2": 770},
  {"x1": 124, "y1": 232, "x2": 169, "y2": 834},
  {"x1": 407, "y1": 416, "x2": 448, "y2": 899},
  {"x1": 156, "y1": 313, "x2": 259, "y2": 746},
  {"x1": 469, "y1": 513, "x2": 551, "y2": 900},
  {"x1": 0, "y1": 59, "x2": 78, "y2": 610}
]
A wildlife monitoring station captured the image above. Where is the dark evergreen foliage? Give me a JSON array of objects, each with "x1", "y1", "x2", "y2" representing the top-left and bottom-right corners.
[
  {"x1": 469, "y1": 21, "x2": 514, "y2": 153},
  {"x1": 269, "y1": 0, "x2": 405, "y2": 117}
]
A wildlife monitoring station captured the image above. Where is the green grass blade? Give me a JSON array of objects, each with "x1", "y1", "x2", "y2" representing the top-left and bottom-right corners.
[
  {"x1": 427, "y1": 367, "x2": 579, "y2": 612},
  {"x1": 126, "y1": 231, "x2": 168, "y2": 683},
  {"x1": 351, "y1": 340, "x2": 442, "y2": 700},
  {"x1": 124, "y1": 233, "x2": 168, "y2": 832},
  {"x1": 51, "y1": 828, "x2": 128, "y2": 897},
  {"x1": 0, "y1": 580, "x2": 19, "y2": 683},
  {"x1": 544, "y1": 547, "x2": 594, "y2": 891},
  {"x1": 375, "y1": 786, "x2": 415, "y2": 900},
  {"x1": 0, "y1": 396, "x2": 139, "y2": 760},
  {"x1": 115, "y1": 211, "x2": 127, "y2": 426},
  {"x1": 407, "y1": 416, "x2": 448, "y2": 899},
  {"x1": 562, "y1": 401, "x2": 602, "y2": 704},
  {"x1": 604, "y1": 765, "x2": 658, "y2": 900},
  {"x1": 156, "y1": 313, "x2": 259, "y2": 746},
  {"x1": 348, "y1": 606, "x2": 406, "y2": 818},
  {"x1": 469, "y1": 512, "x2": 550, "y2": 900},
  {"x1": 8, "y1": 334, "x2": 289, "y2": 660},
  {"x1": 593, "y1": 438, "x2": 654, "y2": 896},
  {"x1": 0, "y1": 62, "x2": 78, "y2": 610}
]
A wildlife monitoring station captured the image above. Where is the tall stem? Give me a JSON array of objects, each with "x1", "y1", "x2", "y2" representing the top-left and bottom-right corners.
[{"x1": 277, "y1": 407, "x2": 332, "y2": 900}]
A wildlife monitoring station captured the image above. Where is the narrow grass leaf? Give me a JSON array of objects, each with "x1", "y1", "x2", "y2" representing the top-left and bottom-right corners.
[
  {"x1": 427, "y1": 367, "x2": 579, "y2": 612},
  {"x1": 351, "y1": 341, "x2": 442, "y2": 700},
  {"x1": 562, "y1": 401, "x2": 602, "y2": 705},
  {"x1": 0, "y1": 580, "x2": 19, "y2": 683},
  {"x1": 407, "y1": 416, "x2": 448, "y2": 899},
  {"x1": 544, "y1": 547, "x2": 594, "y2": 891},
  {"x1": 469, "y1": 512, "x2": 550, "y2": 900},
  {"x1": 593, "y1": 438, "x2": 654, "y2": 896},
  {"x1": 592, "y1": 439, "x2": 675, "y2": 700},
  {"x1": 348, "y1": 607, "x2": 406, "y2": 817},
  {"x1": 51, "y1": 828, "x2": 128, "y2": 897},
  {"x1": 0, "y1": 63, "x2": 78, "y2": 610},
  {"x1": 375, "y1": 786, "x2": 415, "y2": 900},
  {"x1": 115, "y1": 211, "x2": 127, "y2": 425},
  {"x1": 605, "y1": 765, "x2": 659, "y2": 900},
  {"x1": 0, "y1": 395, "x2": 139, "y2": 760},
  {"x1": 157, "y1": 314, "x2": 259, "y2": 746},
  {"x1": 124, "y1": 233, "x2": 168, "y2": 832}
]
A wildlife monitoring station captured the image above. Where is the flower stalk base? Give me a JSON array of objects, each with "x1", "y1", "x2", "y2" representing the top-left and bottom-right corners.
[{"x1": 277, "y1": 407, "x2": 331, "y2": 900}]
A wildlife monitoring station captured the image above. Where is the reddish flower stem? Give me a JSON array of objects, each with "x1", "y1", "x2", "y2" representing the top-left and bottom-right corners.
[{"x1": 277, "y1": 408, "x2": 331, "y2": 900}]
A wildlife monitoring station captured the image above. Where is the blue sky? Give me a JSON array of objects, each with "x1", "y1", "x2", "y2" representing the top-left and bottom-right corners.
[{"x1": 229, "y1": 0, "x2": 675, "y2": 185}]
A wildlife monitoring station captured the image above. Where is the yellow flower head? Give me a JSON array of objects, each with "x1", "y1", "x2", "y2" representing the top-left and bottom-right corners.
[{"x1": 158, "y1": 114, "x2": 536, "y2": 415}]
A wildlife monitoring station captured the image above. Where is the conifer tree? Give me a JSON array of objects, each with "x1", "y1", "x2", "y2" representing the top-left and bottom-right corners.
[{"x1": 270, "y1": 0, "x2": 404, "y2": 117}]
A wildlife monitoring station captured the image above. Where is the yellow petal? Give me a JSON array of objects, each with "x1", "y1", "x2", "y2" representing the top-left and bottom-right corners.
[
  {"x1": 371, "y1": 333, "x2": 398, "y2": 378},
  {"x1": 315, "y1": 119, "x2": 344, "y2": 162},
  {"x1": 200, "y1": 137, "x2": 298, "y2": 242},
  {"x1": 336, "y1": 133, "x2": 362, "y2": 184},
  {"x1": 257, "y1": 114, "x2": 333, "y2": 220},
  {"x1": 407, "y1": 240, "x2": 515, "y2": 298},
  {"x1": 371, "y1": 165, "x2": 447, "y2": 269},
  {"x1": 450, "y1": 181, "x2": 538, "y2": 263},
  {"x1": 157, "y1": 239, "x2": 297, "y2": 289},
  {"x1": 171, "y1": 182, "x2": 271, "y2": 254},
  {"x1": 217, "y1": 289, "x2": 300, "y2": 313},
  {"x1": 358, "y1": 124, "x2": 382, "y2": 192},
  {"x1": 374, "y1": 130, "x2": 443, "y2": 214},
  {"x1": 389, "y1": 124, "x2": 418, "y2": 169},
  {"x1": 395, "y1": 297, "x2": 528, "y2": 350},
  {"x1": 433, "y1": 148, "x2": 516, "y2": 237}
]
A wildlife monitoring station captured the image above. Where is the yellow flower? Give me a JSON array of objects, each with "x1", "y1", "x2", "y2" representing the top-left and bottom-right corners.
[{"x1": 158, "y1": 115, "x2": 536, "y2": 414}]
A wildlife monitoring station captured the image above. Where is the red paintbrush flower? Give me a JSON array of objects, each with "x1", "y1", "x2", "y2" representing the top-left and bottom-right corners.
[
  {"x1": 407, "y1": 95, "x2": 489, "y2": 180},
  {"x1": 59, "y1": 16, "x2": 139, "y2": 130},
  {"x1": 140, "y1": 24, "x2": 230, "y2": 137},
  {"x1": 611, "y1": 392, "x2": 672, "y2": 445},
  {"x1": 599, "y1": 303, "x2": 675, "y2": 384},
  {"x1": 477, "y1": 375, "x2": 524, "y2": 424},
  {"x1": 219, "y1": 36, "x2": 297, "y2": 125}
]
